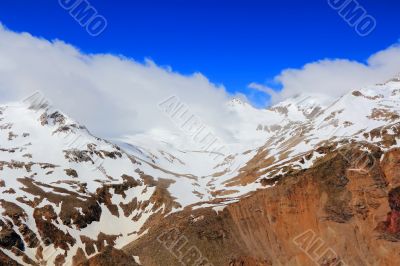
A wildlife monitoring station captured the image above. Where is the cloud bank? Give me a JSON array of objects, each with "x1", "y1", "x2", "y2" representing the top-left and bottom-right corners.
[
  {"x1": 251, "y1": 44, "x2": 400, "y2": 104},
  {"x1": 0, "y1": 24, "x2": 235, "y2": 139},
  {"x1": 0, "y1": 24, "x2": 399, "y2": 141}
]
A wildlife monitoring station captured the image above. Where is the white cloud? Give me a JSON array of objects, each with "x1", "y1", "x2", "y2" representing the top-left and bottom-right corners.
[
  {"x1": 247, "y1": 82, "x2": 278, "y2": 98},
  {"x1": 259, "y1": 45, "x2": 400, "y2": 104},
  {"x1": 1, "y1": 24, "x2": 400, "y2": 142},
  {"x1": 0, "y1": 24, "x2": 236, "y2": 139}
]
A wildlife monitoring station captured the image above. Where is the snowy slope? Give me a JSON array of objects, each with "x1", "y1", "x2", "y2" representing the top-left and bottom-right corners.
[
  {"x1": 0, "y1": 102, "x2": 167, "y2": 264},
  {"x1": 2, "y1": 78, "x2": 400, "y2": 265},
  {"x1": 112, "y1": 79, "x2": 400, "y2": 204}
]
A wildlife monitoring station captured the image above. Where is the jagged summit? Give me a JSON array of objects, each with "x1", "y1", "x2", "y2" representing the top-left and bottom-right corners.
[{"x1": 227, "y1": 97, "x2": 248, "y2": 107}]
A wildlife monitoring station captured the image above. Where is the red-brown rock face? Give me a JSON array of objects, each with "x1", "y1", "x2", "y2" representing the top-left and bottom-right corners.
[
  {"x1": 387, "y1": 187, "x2": 400, "y2": 233},
  {"x1": 126, "y1": 146, "x2": 400, "y2": 265}
]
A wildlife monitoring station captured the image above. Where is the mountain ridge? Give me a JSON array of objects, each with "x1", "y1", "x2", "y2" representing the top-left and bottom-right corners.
[{"x1": 1, "y1": 78, "x2": 400, "y2": 265}]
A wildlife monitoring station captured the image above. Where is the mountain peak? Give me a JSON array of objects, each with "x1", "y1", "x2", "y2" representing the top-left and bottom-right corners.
[{"x1": 227, "y1": 97, "x2": 250, "y2": 108}]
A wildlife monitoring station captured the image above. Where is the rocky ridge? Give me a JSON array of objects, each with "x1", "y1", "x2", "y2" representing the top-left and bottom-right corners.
[{"x1": 1, "y1": 78, "x2": 400, "y2": 265}]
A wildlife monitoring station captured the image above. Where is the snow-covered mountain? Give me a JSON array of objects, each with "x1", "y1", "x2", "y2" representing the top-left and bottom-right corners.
[{"x1": 2, "y1": 77, "x2": 400, "y2": 265}]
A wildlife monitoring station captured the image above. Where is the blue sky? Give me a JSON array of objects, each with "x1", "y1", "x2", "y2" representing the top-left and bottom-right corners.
[{"x1": 0, "y1": 0, "x2": 399, "y2": 106}]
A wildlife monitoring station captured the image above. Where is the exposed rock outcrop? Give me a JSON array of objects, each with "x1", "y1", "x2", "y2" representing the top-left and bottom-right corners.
[{"x1": 126, "y1": 146, "x2": 400, "y2": 265}]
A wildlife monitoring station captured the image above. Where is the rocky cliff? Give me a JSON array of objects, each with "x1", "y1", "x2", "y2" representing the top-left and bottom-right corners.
[{"x1": 125, "y1": 145, "x2": 400, "y2": 265}]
